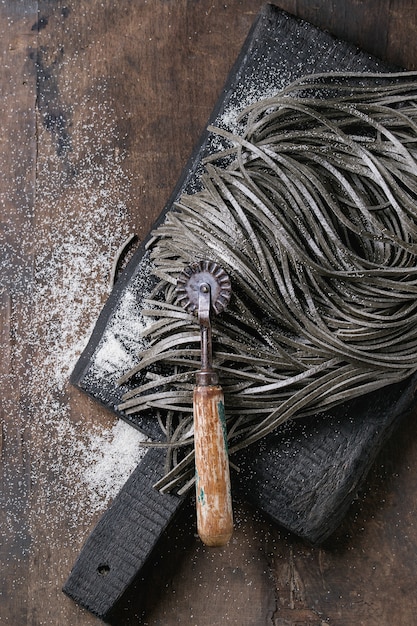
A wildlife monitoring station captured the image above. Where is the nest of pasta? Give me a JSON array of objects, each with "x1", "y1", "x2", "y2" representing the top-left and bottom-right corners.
[{"x1": 118, "y1": 72, "x2": 417, "y2": 492}]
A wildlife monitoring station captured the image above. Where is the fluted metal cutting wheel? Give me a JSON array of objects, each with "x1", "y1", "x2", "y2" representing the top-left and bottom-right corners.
[{"x1": 175, "y1": 260, "x2": 231, "y2": 316}]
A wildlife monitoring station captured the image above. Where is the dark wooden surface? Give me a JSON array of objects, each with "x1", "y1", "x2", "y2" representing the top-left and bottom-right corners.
[{"x1": 3, "y1": 2, "x2": 417, "y2": 625}]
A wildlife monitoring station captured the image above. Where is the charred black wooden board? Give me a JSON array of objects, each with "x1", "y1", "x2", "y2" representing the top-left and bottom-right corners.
[
  {"x1": 64, "y1": 377, "x2": 417, "y2": 621},
  {"x1": 234, "y1": 374, "x2": 417, "y2": 545},
  {"x1": 63, "y1": 448, "x2": 185, "y2": 621},
  {"x1": 65, "y1": 4, "x2": 417, "y2": 620}
]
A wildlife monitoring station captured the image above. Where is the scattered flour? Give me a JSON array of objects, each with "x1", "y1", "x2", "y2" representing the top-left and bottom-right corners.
[
  {"x1": 89, "y1": 260, "x2": 154, "y2": 385},
  {"x1": 78, "y1": 419, "x2": 147, "y2": 515},
  {"x1": 0, "y1": 77, "x2": 148, "y2": 554}
]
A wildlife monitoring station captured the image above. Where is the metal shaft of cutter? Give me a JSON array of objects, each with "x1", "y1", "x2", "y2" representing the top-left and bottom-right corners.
[{"x1": 197, "y1": 282, "x2": 218, "y2": 386}]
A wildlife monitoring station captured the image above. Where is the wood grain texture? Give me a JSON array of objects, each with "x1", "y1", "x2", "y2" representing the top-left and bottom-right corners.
[
  {"x1": 1, "y1": 4, "x2": 38, "y2": 624},
  {"x1": 3, "y1": 2, "x2": 417, "y2": 625},
  {"x1": 194, "y1": 385, "x2": 233, "y2": 547}
]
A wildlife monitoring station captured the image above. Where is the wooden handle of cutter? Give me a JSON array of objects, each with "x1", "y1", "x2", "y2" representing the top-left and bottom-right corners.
[{"x1": 193, "y1": 383, "x2": 233, "y2": 547}]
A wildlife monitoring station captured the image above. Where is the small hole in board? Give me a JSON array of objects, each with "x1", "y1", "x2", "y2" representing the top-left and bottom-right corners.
[{"x1": 97, "y1": 564, "x2": 110, "y2": 577}]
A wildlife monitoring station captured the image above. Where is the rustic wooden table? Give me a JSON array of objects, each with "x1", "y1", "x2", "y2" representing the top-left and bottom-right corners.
[{"x1": 2, "y1": 1, "x2": 417, "y2": 625}]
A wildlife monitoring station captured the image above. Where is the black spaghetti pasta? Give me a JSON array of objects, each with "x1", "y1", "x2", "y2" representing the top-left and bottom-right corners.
[{"x1": 118, "y1": 72, "x2": 417, "y2": 492}]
